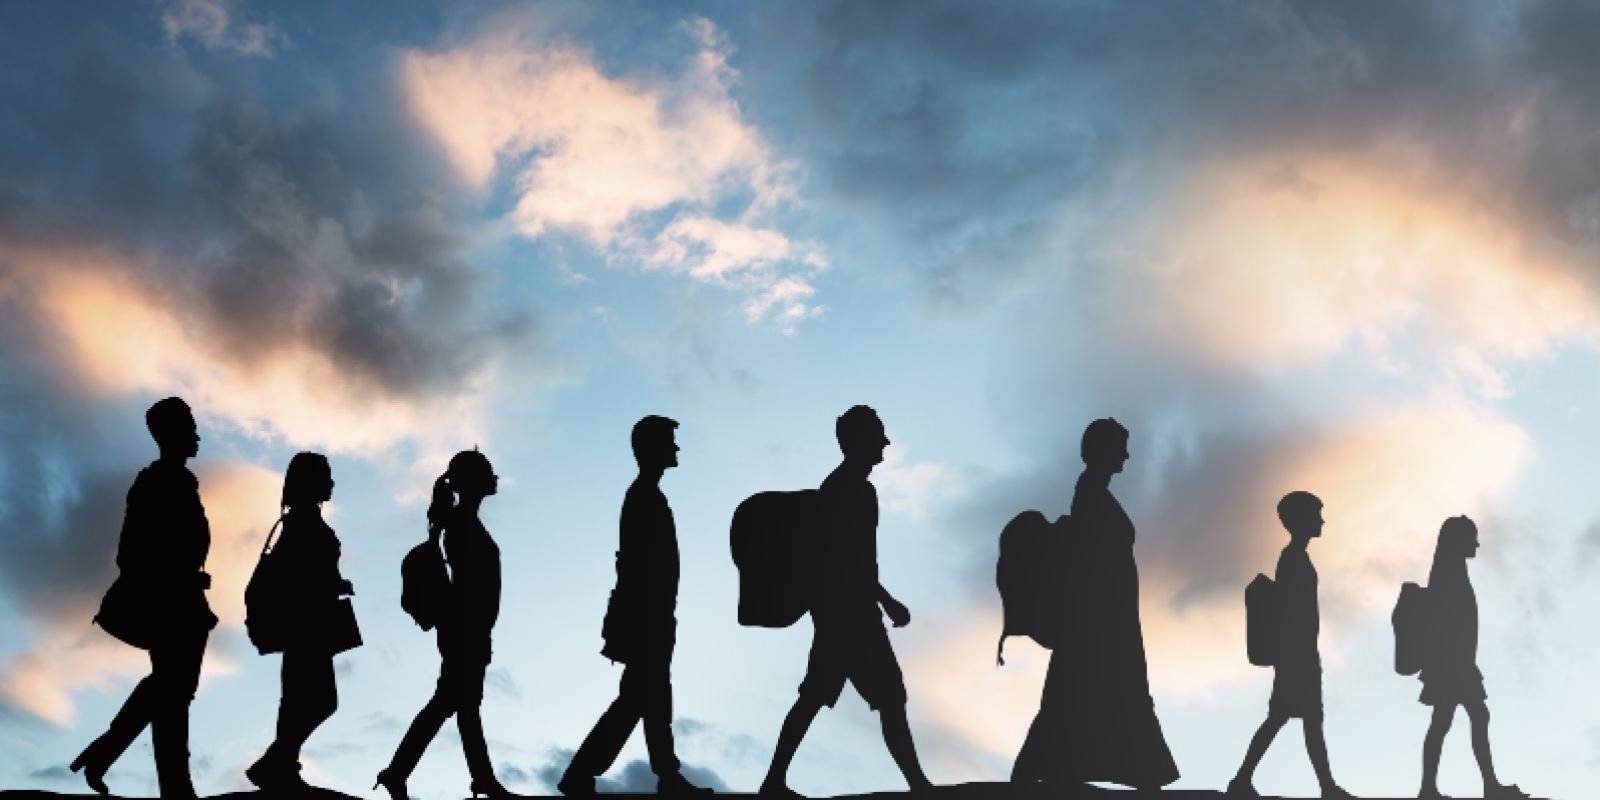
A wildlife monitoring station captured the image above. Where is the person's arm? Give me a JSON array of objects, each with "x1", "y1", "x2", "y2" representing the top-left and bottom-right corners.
[{"x1": 877, "y1": 583, "x2": 910, "y2": 627}]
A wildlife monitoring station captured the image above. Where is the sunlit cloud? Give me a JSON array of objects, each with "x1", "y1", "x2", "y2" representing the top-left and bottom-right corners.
[
  {"x1": 25, "y1": 249, "x2": 490, "y2": 467},
  {"x1": 1115, "y1": 157, "x2": 1600, "y2": 385},
  {"x1": 400, "y1": 16, "x2": 825, "y2": 327}
]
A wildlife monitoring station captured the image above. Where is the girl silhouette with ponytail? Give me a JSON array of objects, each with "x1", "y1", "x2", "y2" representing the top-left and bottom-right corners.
[{"x1": 377, "y1": 449, "x2": 515, "y2": 800}]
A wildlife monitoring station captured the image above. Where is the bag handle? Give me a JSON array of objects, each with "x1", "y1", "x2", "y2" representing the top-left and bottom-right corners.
[{"x1": 259, "y1": 514, "x2": 286, "y2": 557}]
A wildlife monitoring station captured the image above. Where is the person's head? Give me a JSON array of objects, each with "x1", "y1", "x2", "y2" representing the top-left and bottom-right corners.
[
  {"x1": 1080, "y1": 418, "x2": 1130, "y2": 473},
  {"x1": 1436, "y1": 515, "x2": 1480, "y2": 561},
  {"x1": 836, "y1": 405, "x2": 889, "y2": 465},
  {"x1": 446, "y1": 448, "x2": 497, "y2": 500},
  {"x1": 1277, "y1": 490, "x2": 1324, "y2": 540},
  {"x1": 146, "y1": 396, "x2": 199, "y2": 459},
  {"x1": 632, "y1": 415, "x2": 680, "y2": 472},
  {"x1": 281, "y1": 452, "x2": 333, "y2": 510}
]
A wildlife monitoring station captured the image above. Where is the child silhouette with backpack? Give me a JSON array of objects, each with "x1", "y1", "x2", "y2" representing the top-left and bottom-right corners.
[
  {"x1": 1413, "y1": 516, "x2": 1528, "y2": 800},
  {"x1": 1228, "y1": 491, "x2": 1352, "y2": 799}
]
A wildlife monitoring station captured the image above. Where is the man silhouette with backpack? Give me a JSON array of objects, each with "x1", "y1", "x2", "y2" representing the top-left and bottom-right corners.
[
  {"x1": 759, "y1": 406, "x2": 932, "y2": 797},
  {"x1": 560, "y1": 416, "x2": 713, "y2": 796},
  {"x1": 1228, "y1": 491, "x2": 1352, "y2": 798}
]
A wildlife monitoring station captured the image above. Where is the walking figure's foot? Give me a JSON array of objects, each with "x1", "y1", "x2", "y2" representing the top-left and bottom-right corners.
[
  {"x1": 246, "y1": 755, "x2": 309, "y2": 792},
  {"x1": 906, "y1": 778, "x2": 935, "y2": 794},
  {"x1": 1321, "y1": 784, "x2": 1355, "y2": 799},
  {"x1": 1486, "y1": 784, "x2": 1530, "y2": 799},
  {"x1": 657, "y1": 772, "x2": 715, "y2": 796},
  {"x1": 373, "y1": 768, "x2": 407, "y2": 800},
  {"x1": 69, "y1": 750, "x2": 109, "y2": 797},
  {"x1": 1417, "y1": 789, "x2": 1450, "y2": 800},
  {"x1": 757, "y1": 781, "x2": 805, "y2": 799},
  {"x1": 1226, "y1": 777, "x2": 1260, "y2": 797},
  {"x1": 470, "y1": 776, "x2": 519, "y2": 799},
  {"x1": 556, "y1": 772, "x2": 597, "y2": 797}
]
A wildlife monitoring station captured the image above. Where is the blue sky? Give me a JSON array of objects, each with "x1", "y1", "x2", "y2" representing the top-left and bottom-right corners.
[{"x1": 1, "y1": 1, "x2": 1598, "y2": 798}]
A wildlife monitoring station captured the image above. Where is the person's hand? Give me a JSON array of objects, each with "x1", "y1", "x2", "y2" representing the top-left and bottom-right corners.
[
  {"x1": 338, "y1": 579, "x2": 356, "y2": 596},
  {"x1": 196, "y1": 571, "x2": 212, "y2": 590},
  {"x1": 882, "y1": 596, "x2": 911, "y2": 628}
]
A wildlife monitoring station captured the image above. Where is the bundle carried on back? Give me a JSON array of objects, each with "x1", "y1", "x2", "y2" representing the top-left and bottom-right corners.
[
  {"x1": 1244, "y1": 573, "x2": 1280, "y2": 667},
  {"x1": 1392, "y1": 581, "x2": 1430, "y2": 675},
  {"x1": 995, "y1": 510, "x2": 1074, "y2": 665},
  {"x1": 730, "y1": 489, "x2": 821, "y2": 628}
]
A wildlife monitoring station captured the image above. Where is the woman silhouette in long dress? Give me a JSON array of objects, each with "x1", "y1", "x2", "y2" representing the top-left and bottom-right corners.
[
  {"x1": 1013, "y1": 418, "x2": 1179, "y2": 790},
  {"x1": 376, "y1": 450, "x2": 515, "y2": 800},
  {"x1": 1417, "y1": 516, "x2": 1526, "y2": 799},
  {"x1": 246, "y1": 452, "x2": 355, "y2": 790}
]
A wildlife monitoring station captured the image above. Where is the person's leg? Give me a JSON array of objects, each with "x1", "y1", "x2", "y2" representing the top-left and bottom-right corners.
[
  {"x1": 1303, "y1": 715, "x2": 1342, "y2": 794},
  {"x1": 1464, "y1": 700, "x2": 1501, "y2": 792},
  {"x1": 879, "y1": 703, "x2": 931, "y2": 791},
  {"x1": 150, "y1": 632, "x2": 207, "y2": 798},
  {"x1": 385, "y1": 671, "x2": 455, "y2": 781},
  {"x1": 1231, "y1": 714, "x2": 1286, "y2": 790},
  {"x1": 1420, "y1": 703, "x2": 1455, "y2": 797},
  {"x1": 566, "y1": 666, "x2": 645, "y2": 784},
  {"x1": 638, "y1": 654, "x2": 683, "y2": 779},
  {"x1": 73, "y1": 660, "x2": 160, "y2": 794},
  {"x1": 761, "y1": 696, "x2": 824, "y2": 792},
  {"x1": 272, "y1": 652, "x2": 338, "y2": 764},
  {"x1": 453, "y1": 659, "x2": 497, "y2": 788}
]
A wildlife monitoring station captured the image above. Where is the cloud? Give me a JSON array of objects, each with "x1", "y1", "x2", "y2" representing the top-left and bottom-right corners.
[
  {"x1": 400, "y1": 15, "x2": 825, "y2": 328},
  {"x1": 873, "y1": 445, "x2": 971, "y2": 523},
  {"x1": 527, "y1": 746, "x2": 732, "y2": 794},
  {"x1": 162, "y1": 0, "x2": 286, "y2": 57}
]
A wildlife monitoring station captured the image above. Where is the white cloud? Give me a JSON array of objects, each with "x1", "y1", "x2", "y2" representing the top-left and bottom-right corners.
[
  {"x1": 400, "y1": 16, "x2": 824, "y2": 328},
  {"x1": 874, "y1": 445, "x2": 970, "y2": 522}
]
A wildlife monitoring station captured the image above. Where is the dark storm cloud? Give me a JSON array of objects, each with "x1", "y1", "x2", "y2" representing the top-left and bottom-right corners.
[
  {"x1": 0, "y1": 8, "x2": 539, "y2": 632},
  {"x1": 0, "y1": 10, "x2": 535, "y2": 401}
]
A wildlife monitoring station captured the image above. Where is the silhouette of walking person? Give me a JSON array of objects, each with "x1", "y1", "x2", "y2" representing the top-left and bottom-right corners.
[
  {"x1": 1228, "y1": 491, "x2": 1352, "y2": 798},
  {"x1": 376, "y1": 449, "x2": 517, "y2": 800},
  {"x1": 246, "y1": 452, "x2": 358, "y2": 791},
  {"x1": 72, "y1": 397, "x2": 217, "y2": 799},
  {"x1": 559, "y1": 416, "x2": 714, "y2": 797},
  {"x1": 759, "y1": 406, "x2": 933, "y2": 797},
  {"x1": 1012, "y1": 418, "x2": 1178, "y2": 790},
  {"x1": 1416, "y1": 516, "x2": 1528, "y2": 800}
]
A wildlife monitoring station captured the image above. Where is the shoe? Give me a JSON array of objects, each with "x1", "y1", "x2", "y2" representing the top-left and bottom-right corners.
[
  {"x1": 1227, "y1": 778, "x2": 1260, "y2": 797},
  {"x1": 471, "y1": 776, "x2": 518, "y2": 799},
  {"x1": 1321, "y1": 785, "x2": 1355, "y2": 799},
  {"x1": 69, "y1": 748, "x2": 109, "y2": 797},
  {"x1": 557, "y1": 773, "x2": 597, "y2": 797},
  {"x1": 374, "y1": 768, "x2": 407, "y2": 800},
  {"x1": 1418, "y1": 790, "x2": 1451, "y2": 800},
  {"x1": 247, "y1": 755, "x2": 309, "y2": 792},
  {"x1": 757, "y1": 783, "x2": 805, "y2": 798},
  {"x1": 657, "y1": 772, "x2": 714, "y2": 796},
  {"x1": 1486, "y1": 785, "x2": 1530, "y2": 799}
]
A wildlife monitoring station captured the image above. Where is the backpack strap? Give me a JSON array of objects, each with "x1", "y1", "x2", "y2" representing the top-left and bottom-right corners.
[{"x1": 259, "y1": 515, "x2": 285, "y2": 556}]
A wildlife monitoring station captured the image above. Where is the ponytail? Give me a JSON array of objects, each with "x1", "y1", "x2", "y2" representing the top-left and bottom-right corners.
[{"x1": 426, "y1": 472, "x2": 455, "y2": 540}]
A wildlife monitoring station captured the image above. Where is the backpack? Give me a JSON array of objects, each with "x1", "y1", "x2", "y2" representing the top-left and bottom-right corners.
[
  {"x1": 401, "y1": 535, "x2": 451, "y2": 631},
  {"x1": 995, "y1": 510, "x2": 1072, "y2": 665},
  {"x1": 730, "y1": 490, "x2": 820, "y2": 628},
  {"x1": 1244, "y1": 573, "x2": 1279, "y2": 667},
  {"x1": 1392, "y1": 581, "x2": 1429, "y2": 675},
  {"x1": 244, "y1": 518, "x2": 288, "y2": 655}
]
